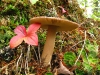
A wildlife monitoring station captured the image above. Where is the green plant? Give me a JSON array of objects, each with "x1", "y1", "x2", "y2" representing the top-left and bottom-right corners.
[
  {"x1": 64, "y1": 52, "x2": 76, "y2": 66},
  {"x1": 75, "y1": 39, "x2": 99, "y2": 74},
  {"x1": 45, "y1": 72, "x2": 53, "y2": 75},
  {"x1": 75, "y1": 69, "x2": 87, "y2": 75},
  {"x1": 38, "y1": 30, "x2": 46, "y2": 45},
  {"x1": 0, "y1": 26, "x2": 14, "y2": 48}
]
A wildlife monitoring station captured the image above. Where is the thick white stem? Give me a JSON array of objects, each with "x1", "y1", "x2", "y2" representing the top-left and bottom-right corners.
[{"x1": 41, "y1": 26, "x2": 57, "y2": 66}]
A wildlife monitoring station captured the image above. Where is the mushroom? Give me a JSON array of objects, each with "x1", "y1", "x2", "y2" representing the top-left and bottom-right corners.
[{"x1": 29, "y1": 16, "x2": 79, "y2": 66}]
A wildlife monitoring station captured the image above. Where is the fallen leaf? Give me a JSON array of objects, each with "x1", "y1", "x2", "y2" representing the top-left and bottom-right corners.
[{"x1": 57, "y1": 61, "x2": 73, "y2": 75}]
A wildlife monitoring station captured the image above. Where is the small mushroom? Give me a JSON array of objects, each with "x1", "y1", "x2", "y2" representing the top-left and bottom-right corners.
[{"x1": 30, "y1": 16, "x2": 79, "y2": 66}]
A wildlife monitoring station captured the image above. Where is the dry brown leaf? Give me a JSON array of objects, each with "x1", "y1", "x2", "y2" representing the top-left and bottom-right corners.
[
  {"x1": 57, "y1": 61, "x2": 73, "y2": 75},
  {"x1": 53, "y1": 68, "x2": 58, "y2": 75}
]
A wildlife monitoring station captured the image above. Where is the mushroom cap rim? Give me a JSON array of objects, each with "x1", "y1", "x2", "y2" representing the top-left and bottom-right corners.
[{"x1": 30, "y1": 16, "x2": 79, "y2": 31}]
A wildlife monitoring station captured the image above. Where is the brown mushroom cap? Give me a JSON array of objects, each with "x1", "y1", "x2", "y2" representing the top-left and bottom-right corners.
[{"x1": 30, "y1": 16, "x2": 79, "y2": 31}]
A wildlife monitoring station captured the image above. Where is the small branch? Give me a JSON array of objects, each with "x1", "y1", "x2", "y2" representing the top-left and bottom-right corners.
[
  {"x1": 25, "y1": 45, "x2": 30, "y2": 74},
  {"x1": 16, "y1": 49, "x2": 23, "y2": 73},
  {"x1": 70, "y1": 41, "x2": 84, "y2": 50},
  {"x1": 74, "y1": 31, "x2": 87, "y2": 66},
  {"x1": 38, "y1": 43, "x2": 41, "y2": 64},
  {"x1": 33, "y1": 47, "x2": 39, "y2": 61},
  {"x1": 0, "y1": 57, "x2": 18, "y2": 72}
]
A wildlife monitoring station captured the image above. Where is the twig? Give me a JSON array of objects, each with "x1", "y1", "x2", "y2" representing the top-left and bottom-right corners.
[
  {"x1": 25, "y1": 45, "x2": 30, "y2": 74},
  {"x1": 33, "y1": 47, "x2": 39, "y2": 61},
  {"x1": 0, "y1": 62, "x2": 12, "y2": 72},
  {"x1": 0, "y1": 57, "x2": 18, "y2": 72},
  {"x1": 16, "y1": 49, "x2": 23, "y2": 74},
  {"x1": 38, "y1": 43, "x2": 41, "y2": 64},
  {"x1": 70, "y1": 41, "x2": 84, "y2": 50},
  {"x1": 74, "y1": 31, "x2": 87, "y2": 66},
  {"x1": 5, "y1": 66, "x2": 8, "y2": 75}
]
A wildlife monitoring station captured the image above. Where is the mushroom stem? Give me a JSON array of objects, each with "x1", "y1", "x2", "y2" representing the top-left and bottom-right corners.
[{"x1": 41, "y1": 26, "x2": 57, "y2": 66}]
